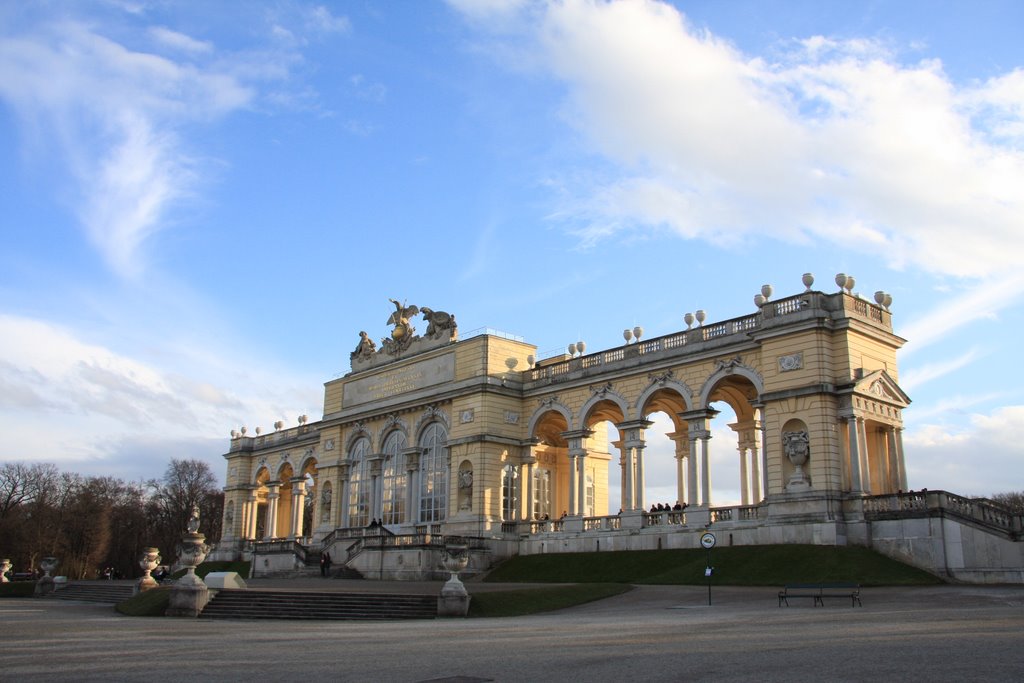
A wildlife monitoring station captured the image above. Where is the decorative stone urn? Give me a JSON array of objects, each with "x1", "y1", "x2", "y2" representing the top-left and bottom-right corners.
[
  {"x1": 166, "y1": 506, "x2": 212, "y2": 617},
  {"x1": 34, "y1": 556, "x2": 59, "y2": 597},
  {"x1": 137, "y1": 547, "x2": 161, "y2": 593},
  {"x1": 437, "y1": 543, "x2": 471, "y2": 617},
  {"x1": 784, "y1": 431, "x2": 811, "y2": 491},
  {"x1": 1, "y1": 558, "x2": 12, "y2": 583},
  {"x1": 40, "y1": 556, "x2": 58, "y2": 577}
]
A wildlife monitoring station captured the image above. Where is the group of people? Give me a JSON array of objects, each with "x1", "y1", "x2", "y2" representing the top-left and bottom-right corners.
[{"x1": 650, "y1": 501, "x2": 687, "y2": 512}]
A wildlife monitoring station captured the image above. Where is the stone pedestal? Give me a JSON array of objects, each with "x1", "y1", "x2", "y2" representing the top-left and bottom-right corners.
[
  {"x1": 165, "y1": 517, "x2": 210, "y2": 617},
  {"x1": 34, "y1": 556, "x2": 58, "y2": 597},
  {"x1": 437, "y1": 544, "x2": 471, "y2": 617},
  {"x1": 619, "y1": 510, "x2": 645, "y2": 530},
  {"x1": 437, "y1": 584, "x2": 471, "y2": 617},
  {"x1": 165, "y1": 575, "x2": 210, "y2": 617}
]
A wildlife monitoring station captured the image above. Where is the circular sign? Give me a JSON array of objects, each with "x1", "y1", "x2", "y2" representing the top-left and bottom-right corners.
[{"x1": 700, "y1": 532, "x2": 716, "y2": 549}]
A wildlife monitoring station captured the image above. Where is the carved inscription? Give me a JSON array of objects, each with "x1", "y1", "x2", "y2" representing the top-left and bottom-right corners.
[{"x1": 343, "y1": 354, "x2": 455, "y2": 407}]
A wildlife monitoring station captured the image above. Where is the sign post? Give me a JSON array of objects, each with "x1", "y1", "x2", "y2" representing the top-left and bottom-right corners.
[{"x1": 700, "y1": 531, "x2": 716, "y2": 606}]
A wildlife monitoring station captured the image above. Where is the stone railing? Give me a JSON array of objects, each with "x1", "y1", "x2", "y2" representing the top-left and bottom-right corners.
[
  {"x1": 584, "y1": 515, "x2": 622, "y2": 531},
  {"x1": 229, "y1": 423, "x2": 319, "y2": 452},
  {"x1": 252, "y1": 539, "x2": 307, "y2": 564},
  {"x1": 527, "y1": 291, "x2": 890, "y2": 384},
  {"x1": 863, "y1": 490, "x2": 1022, "y2": 536},
  {"x1": 643, "y1": 510, "x2": 686, "y2": 526}
]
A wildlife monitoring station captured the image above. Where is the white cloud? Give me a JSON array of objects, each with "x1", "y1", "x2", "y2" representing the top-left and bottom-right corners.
[
  {"x1": 148, "y1": 26, "x2": 213, "y2": 54},
  {"x1": 0, "y1": 20, "x2": 256, "y2": 278},
  {"x1": 0, "y1": 313, "x2": 320, "y2": 477},
  {"x1": 453, "y1": 0, "x2": 1024, "y2": 281},
  {"x1": 903, "y1": 405, "x2": 1024, "y2": 496},
  {"x1": 900, "y1": 348, "x2": 982, "y2": 392},
  {"x1": 897, "y1": 273, "x2": 1024, "y2": 356}
]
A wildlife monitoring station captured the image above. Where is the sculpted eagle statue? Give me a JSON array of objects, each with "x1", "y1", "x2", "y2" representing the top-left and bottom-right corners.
[{"x1": 387, "y1": 298, "x2": 419, "y2": 340}]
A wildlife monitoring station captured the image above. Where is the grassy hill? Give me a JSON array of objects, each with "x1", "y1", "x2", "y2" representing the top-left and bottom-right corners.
[{"x1": 483, "y1": 544, "x2": 942, "y2": 586}]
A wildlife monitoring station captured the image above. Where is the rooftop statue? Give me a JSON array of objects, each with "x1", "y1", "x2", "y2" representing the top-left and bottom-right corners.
[
  {"x1": 421, "y1": 307, "x2": 457, "y2": 340},
  {"x1": 387, "y1": 298, "x2": 419, "y2": 340},
  {"x1": 351, "y1": 331, "x2": 377, "y2": 360}
]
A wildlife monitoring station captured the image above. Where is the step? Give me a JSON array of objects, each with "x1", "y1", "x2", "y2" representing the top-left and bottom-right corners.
[
  {"x1": 49, "y1": 583, "x2": 135, "y2": 603},
  {"x1": 200, "y1": 589, "x2": 436, "y2": 621}
]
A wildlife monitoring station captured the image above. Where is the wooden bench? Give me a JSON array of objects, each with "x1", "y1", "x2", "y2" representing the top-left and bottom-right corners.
[{"x1": 778, "y1": 582, "x2": 861, "y2": 607}]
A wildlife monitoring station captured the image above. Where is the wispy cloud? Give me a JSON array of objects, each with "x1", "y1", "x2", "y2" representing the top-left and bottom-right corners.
[
  {"x1": 897, "y1": 273, "x2": 1024, "y2": 356},
  {"x1": 452, "y1": 0, "x2": 1024, "y2": 282},
  {"x1": 900, "y1": 347, "x2": 983, "y2": 392},
  {"x1": 0, "y1": 20, "x2": 256, "y2": 278}
]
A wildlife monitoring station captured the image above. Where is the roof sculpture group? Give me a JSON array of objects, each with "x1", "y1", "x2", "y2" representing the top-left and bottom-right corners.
[{"x1": 351, "y1": 298, "x2": 458, "y2": 367}]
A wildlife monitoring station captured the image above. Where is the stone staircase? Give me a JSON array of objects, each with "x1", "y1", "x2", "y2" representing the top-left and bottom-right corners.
[
  {"x1": 49, "y1": 582, "x2": 135, "y2": 603},
  {"x1": 200, "y1": 589, "x2": 437, "y2": 621}
]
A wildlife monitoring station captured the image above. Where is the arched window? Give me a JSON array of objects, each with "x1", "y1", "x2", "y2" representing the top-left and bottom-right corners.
[
  {"x1": 381, "y1": 431, "x2": 407, "y2": 526},
  {"x1": 348, "y1": 438, "x2": 370, "y2": 527},
  {"x1": 502, "y1": 464, "x2": 518, "y2": 521},
  {"x1": 419, "y1": 422, "x2": 448, "y2": 523},
  {"x1": 533, "y1": 468, "x2": 551, "y2": 520}
]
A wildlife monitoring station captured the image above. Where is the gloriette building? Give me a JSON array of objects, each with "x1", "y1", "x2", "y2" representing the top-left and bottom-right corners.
[{"x1": 214, "y1": 277, "x2": 1023, "y2": 583}]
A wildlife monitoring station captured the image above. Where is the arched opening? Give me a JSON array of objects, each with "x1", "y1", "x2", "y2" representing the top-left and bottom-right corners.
[
  {"x1": 253, "y1": 467, "x2": 269, "y2": 539},
  {"x1": 704, "y1": 373, "x2": 762, "y2": 507},
  {"x1": 347, "y1": 437, "x2": 371, "y2": 527},
  {"x1": 637, "y1": 386, "x2": 691, "y2": 513},
  {"x1": 528, "y1": 409, "x2": 569, "y2": 520},
  {"x1": 275, "y1": 462, "x2": 295, "y2": 539},
  {"x1": 581, "y1": 399, "x2": 624, "y2": 516},
  {"x1": 381, "y1": 430, "x2": 407, "y2": 528},
  {"x1": 418, "y1": 422, "x2": 448, "y2": 523}
]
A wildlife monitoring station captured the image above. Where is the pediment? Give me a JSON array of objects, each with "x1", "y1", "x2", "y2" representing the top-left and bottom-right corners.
[{"x1": 854, "y1": 370, "x2": 910, "y2": 407}]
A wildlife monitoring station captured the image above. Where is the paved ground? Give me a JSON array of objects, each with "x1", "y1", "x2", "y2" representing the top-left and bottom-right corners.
[{"x1": 2, "y1": 582, "x2": 1022, "y2": 681}]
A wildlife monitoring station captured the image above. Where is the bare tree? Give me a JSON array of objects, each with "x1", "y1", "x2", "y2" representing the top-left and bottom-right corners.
[
  {"x1": 990, "y1": 491, "x2": 1024, "y2": 514},
  {"x1": 0, "y1": 462, "x2": 57, "y2": 520},
  {"x1": 148, "y1": 459, "x2": 222, "y2": 566}
]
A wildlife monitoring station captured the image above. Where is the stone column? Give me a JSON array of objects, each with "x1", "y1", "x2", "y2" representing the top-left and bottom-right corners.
[
  {"x1": 567, "y1": 451, "x2": 577, "y2": 516},
  {"x1": 845, "y1": 416, "x2": 863, "y2": 492},
  {"x1": 857, "y1": 418, "x2": 871, "y2": 494},
  {"x1": 687, "y1": 429, "x2": 699, "y2": 507},
  {"x1": 894, "y1": 427, "x2": 908, "y2": 490},
  {"x1": 749, "y1": 431, "x2": 762, "y2": 502},
  {"x1": 515, "y1": 452, "x2": 531, "y2": 521},
  {"x1": 576, "y1": 452, "x2": 587, "y2": 516},
  {"x1": 369, "y1": 455, "x2": 384, "y2": 521},
  {"x1": 561, "y1": 430, "x2": 593, "y2": 516},
  {"x1": 339, "y1": 463, "x2": 351, "y2": 528},
  {"x1": 699, "y1": 431, "x2": 712, "y2": 508},
  {"x1": 404, "y1": 447, "x2": 421, "y2": 526},
  {"x1": 264, "y1": 482, "x2": 281, "y2": 540},
  {"x1": 737, "y1": 444, "x2": 753, "y2": 507},
  {"x1": 247, "y1": 491, "x2": 260, "y2": 539},
  {"x1": 290, "y1": 478, "x2": 306, "y2": 539},
  {"x1": 621, "y1": 441, "x2": 634, "y2": 511},
  {"x1": 239, "y1": 493, "x2": 251, "y2": 541},
  {"x1": 754, "y1": 405, "x2": 769, "y2": 498},
  {"x1": 634, "y1": 442, "x2": 646, "y2": 512},
  {"x1": 524, "y1": 457, "x2": 536, "y2": 520},
  {"x1": 668, "y1": 431, "x2": 688, "y2": 507},
  {"x1": 615, "y1": 421, "x2": 651, "y2": 511}
]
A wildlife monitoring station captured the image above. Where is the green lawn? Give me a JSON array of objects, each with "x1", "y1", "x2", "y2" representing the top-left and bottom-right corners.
[
  {"x1": 468, "y1": 583, "x2": 632, "y2": 617},
  {"x1": 483, "y1": 544, "x2": 942, "y2": 586}
]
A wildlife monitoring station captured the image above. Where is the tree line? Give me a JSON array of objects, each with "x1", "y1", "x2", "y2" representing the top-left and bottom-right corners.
[{"x1": 0, "y1": 459, "x2": 222, "y2": 579}]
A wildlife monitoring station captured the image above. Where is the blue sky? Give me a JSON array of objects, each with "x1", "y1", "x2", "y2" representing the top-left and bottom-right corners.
[{"x1": 1, "y1": 1, "x2": 1022, "y2": 506}]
